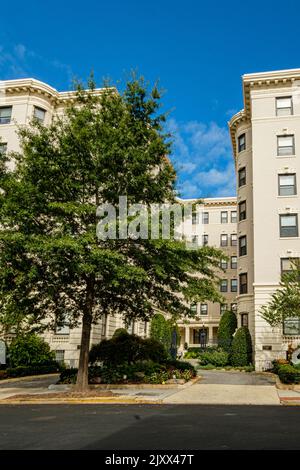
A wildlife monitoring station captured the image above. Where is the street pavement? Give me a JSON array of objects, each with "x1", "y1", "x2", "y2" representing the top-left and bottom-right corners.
[{"x1": 1, "y1": 404, "x2": 300, "y2": 449}]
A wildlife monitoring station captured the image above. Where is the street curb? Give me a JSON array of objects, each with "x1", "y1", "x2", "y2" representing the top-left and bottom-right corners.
[
  {"x1": 0, "y1": 397, "x2": 163, "y2": 405},
  {"x1": 70, "y1": 377, "x2": 200, "y2": 390},
  {"x1": 0, "y1": 373, "x2": 59, "y2": 385}
]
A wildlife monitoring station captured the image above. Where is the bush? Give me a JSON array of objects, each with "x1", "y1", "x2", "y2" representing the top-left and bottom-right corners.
[
  {"x1": 277, "y1": 364, "x2": 300, "y2": 384},
  {"x1": 217, "y1": 310, "x2": 237, "y2": 352},
  {"x1": 272, "y1": 359, "x2": 289, "y2": 374},
  {"x1": 89, "y1": 333, "x2": 168, "y2": 366},
  {"x1": 150, "y1": 314, "x2": 171, "y2": 352},
  {"x1": 230, "y1": 327, "x2": 252, "y2": 366},
  {"x1": 4, "y1": 363, "x2": 60, "y2": 379},
  {"x1": 112, "y1": 328, "x2": 128, "y2": 338},
  {"x1": 198, "y1": 350, "x2": 230, "y2": 367},
  {"x1": 8, "y1": 334, "x2": 55, "y2": 367}
]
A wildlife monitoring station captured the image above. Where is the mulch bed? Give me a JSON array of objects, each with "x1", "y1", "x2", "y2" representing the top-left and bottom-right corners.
[{"x1": 4, "y1": 390, "x2": 116, "y2": 400}]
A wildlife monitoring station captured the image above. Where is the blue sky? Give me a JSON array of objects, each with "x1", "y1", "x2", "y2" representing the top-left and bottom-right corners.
[{"x1": 1, "y1": 0, "x2": 300, "y2": 198}]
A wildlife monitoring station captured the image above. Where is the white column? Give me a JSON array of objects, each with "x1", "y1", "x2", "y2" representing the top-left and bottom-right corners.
[{"x1": 184, "y1": 326, "x2": 190, "y2": 348}]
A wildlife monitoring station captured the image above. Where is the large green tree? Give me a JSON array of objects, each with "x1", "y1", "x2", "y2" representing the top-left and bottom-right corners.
[
  {"x1": 260, "y1": 259, "x2": 300, "y2": 327},
  {"x1": 0, "y1": 75, "x2": 224, "y2": 390}
]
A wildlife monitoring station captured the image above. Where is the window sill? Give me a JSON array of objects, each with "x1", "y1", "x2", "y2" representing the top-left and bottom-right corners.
[{"x1": 277, "y1": 195, "x2": 298, "y2": 198}]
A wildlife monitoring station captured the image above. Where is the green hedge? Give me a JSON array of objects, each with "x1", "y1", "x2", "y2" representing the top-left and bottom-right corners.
[
  {"x1": 198, "y1": 350, "x2": 230, "y2": 367},
  {"x1": 59, "y1": 360, "x2": 196, "y2": 385},
  {"x1": 217, "y1": 310, "x2": 237, "y2": 352},
  {"x1": 230, "y1": 327, "x2": 252, "y2": 366},
  {"x1": 277, "y1": 364, "x2": 300, "y2": 384},
  {"x1": 0, "y1": 363, "x2": 61, "y2": 379},
  {"x1": 8, "y1": 334, "x2": 56, "y2": 367}
]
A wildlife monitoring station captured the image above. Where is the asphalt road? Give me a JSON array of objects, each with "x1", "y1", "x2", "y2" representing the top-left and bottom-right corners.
[{"x1": 0, "y1": 404, "x2": 300, "y2": 450}]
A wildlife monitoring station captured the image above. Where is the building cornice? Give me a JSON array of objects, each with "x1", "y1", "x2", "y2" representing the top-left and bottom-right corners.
[
  {"x1": 229, "y1": 68, "x2": 300, "y2": 160},
  {"x1": 0, "y1": 78, "x2": 112, "y2": 106}
]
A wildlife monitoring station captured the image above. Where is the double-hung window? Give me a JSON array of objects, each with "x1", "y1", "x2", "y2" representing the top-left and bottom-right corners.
[
  {"x1": 279, "y1": 214, "x2": 298, "y2": 238},
  {"x1": 238, "y1": 133, "x2": 246, "y2": 152},
  {"x1": 277, "y1": 135, "x2": 295, "y2": 156},
  {"x1": 276, "y1": 96, "x2": 293, "y2": 116},
  {"x1": 239, "y1": 201, "x2": 246, "y2": 221},
  {"x1": 278, "y1": 174, "x2": 297, "y2": 196},
  {"x1": 0, "y1": 106, "x2": 12, "y2": 124}
]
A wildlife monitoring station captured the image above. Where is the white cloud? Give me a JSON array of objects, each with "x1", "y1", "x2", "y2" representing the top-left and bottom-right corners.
[
  {"x1": 168, "y1": 118, "x2": 236, "y2": 198},
  {"x1": 0, "y1": 43, "x2": 73, "y2": 83}
]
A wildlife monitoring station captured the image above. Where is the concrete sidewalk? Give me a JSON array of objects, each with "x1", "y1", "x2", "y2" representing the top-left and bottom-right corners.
[{"x1": 163, "y1": 383, "x2": 280, "y2": 405}]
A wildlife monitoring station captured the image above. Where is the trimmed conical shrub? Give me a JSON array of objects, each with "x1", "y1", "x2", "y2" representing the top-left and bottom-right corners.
[
  {"x1": 231, "y1": 326, "x2": 253, "y2": 366},
  {"x1": 217, "y1": 310, "x2": 237, "y2": 352}
]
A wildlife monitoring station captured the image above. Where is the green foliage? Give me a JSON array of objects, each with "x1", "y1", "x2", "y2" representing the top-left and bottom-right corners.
[
  {"x1": 260, "y1": 259, "x2": 300, "y2": 326},
  {"x1": 0, "y1": 73, "x2": 224, "y2": 389},
  {"x1": 58, "y1": 360, "x2": 196, "y2": 385},
  {"x1": 112, "y1": 328, "x2": 128, "y2": 338},
  {"x1": 217, "y1": 310, "x2": 237, "y2": 352},
  {"x1": 89, "y1": 333, "x2": 168, "y2": 365},
  {"x1": 8, "y1": 334, "x2": 55, "y2": 367},
  {"x1": 230, "y1": 327, "x2": 253, "y2": 366},
  {"x1": 1, "y1": 363, "x2": 60, "y2": 379},
  {"x1": 198, "y1": 350, "x2": 230, "y2": 367},
  {"x1": 150, "y1": 314, "x2": 171, "y2": 351},
  {"x1": 277, "y1": 364, "x2": 300, "y2": 384}
]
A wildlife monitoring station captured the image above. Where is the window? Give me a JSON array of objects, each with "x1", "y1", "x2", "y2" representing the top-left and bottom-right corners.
[
  {"x1": 231, "y1": 211, "x2": 237, "y2": 224},
  {"x1": 239, "y1": 273, "x2": 248, "y2": 294},
  {"x1": 202, "y1": 235, "x2": 208, "y2": 246},
  {"x1": 101, "y1": 314, "x2": 108, "y2": 336},
  {"x1": 202, "y1": 212, "x2": 209, "y2": 224},
  {"x1": 191, "y1": 235, "x2": 199, "y2": 245},
  {"x1": 220, "y1": 234, "x2": 228, "y2": 247},
  {"x1": 55, "y1": 314, "x2": 70, "y2": 335},
  {"x1": 200, "y1": 304, "x2": 208, "y2": 315},
  {"x1": 278, "y1": 174, "x2": 297, "y2": 196},
  {"x1": 0, "y1": 143, "x2": 7, "y2": 156},
  {"x1": 231, "y1": 256, "x2": 237, "y2": 269},
  {"x1": 239, "y1": 235, "x2": 247, "y2": 256},
  {"x1": 283, "y1": 318, "x2": 300, "y2": 335},
  {"x1": 241, "y1": 313, "x2": 249, "y2": 327},
  {"x1": 238, "y1": 133, "x2": 246, "y2": 152},
  {"x1": 190, "y1": 303, "x2": 197, "y2": 314},
  {"x1": 231, "y1": 279, "x2": 238, "y2": 292},
  {"x1": 127, "y1": 320, "x2": 135, "y2": 334},
  {"x1": 0, "y1": 106, "x2": 12, "y2": 124},
  {"x1": 220, "y1": 259, "x2": 228, "y2": 270},
  {"x1": 221, "y1": 211, "x2": 228, "y2": 224},
  {"x1": 231, "y1": 234, "x2": 237, "y2": 246},
  {"x1": 276, "y1": 96, "x2": 293, "y2": 116},
  {"x1": 280, "y1": 214, "x2": 298, "y2": 238},
  {"x1": 238, "y1": 167, "x2": 246, "y2": 187},
  {"x1": 55, "y1": 350, "x2": 65, "y2": 364},
  {"x1": 281, "y1": 257, "x2": 299, "y2": 276},
  {"x1": 220, "y1": 304, "x2": 227, "y2": 314},
  {"x1": 277, "y1": 135, "x2": 295, "y2": 156},
  {"x1": 33, "y1": 106, "x2": 46, "y2": 123},
  {"x1": 202, "y1": 234, "x2": 208, "y2": 246},
  {"x1": 231, "y1": 303, "x2": 237, "y2": 313},
  {"x1": 238, "y1": 201, "x2": 246, "y2": 221},
  {"x1": 192, "y1": 212, "x2": 198, "y2": 225},
  {"x1": 220, "y1": 279, "x2": 228, "y2": 292}
]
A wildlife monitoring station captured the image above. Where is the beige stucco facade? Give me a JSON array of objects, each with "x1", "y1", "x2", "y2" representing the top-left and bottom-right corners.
[
  {"x1": 176, "y1": 197, "x2": 238, "y2": 350},
  {"x1": 229, "y1": 69, "x2": 300, "y2": 370}
]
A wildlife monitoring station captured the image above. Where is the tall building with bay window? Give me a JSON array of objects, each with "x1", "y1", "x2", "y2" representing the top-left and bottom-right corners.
[{"x1": 229, "y1": 68, "x2": 300, "y2": 370}]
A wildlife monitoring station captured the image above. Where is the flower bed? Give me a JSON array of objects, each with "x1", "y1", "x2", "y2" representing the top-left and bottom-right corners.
[{"x1": 59, "y1": 360, "x2": 196, "y2": 385}]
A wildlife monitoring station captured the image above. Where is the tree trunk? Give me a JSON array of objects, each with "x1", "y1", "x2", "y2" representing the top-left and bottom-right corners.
[{"x1": 75, "y1": 277, "x2": 94, "y2": 391}]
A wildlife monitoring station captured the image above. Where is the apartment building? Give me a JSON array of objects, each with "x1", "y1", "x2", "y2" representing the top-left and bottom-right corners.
[
  {"x1": 176, "y1": 197, "x2": 238, "y2": 350},
  {"x1": 0, "y1": 78, "x2": 148, "y2": 366},
  {"x1": 229, "y1": 68, "x2": 300, "y2": 370}
]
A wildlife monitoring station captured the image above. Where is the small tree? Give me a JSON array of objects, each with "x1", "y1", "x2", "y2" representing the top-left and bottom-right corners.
[
  {"x1": 217, "y1": 310, "x2": 237, "y2": 352},
  {"x1": 8, "y1": 334, "x2": 55, "y2": 367},
  {"x1": 260, "y1": 260, "x2": 300, "y2": 327},
  {"x1": 231, "y1": 327, "x2": 252, "y2": 366},
  {"x1": 150, "y1": 313, "x2": 171, "y2": 352}
]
